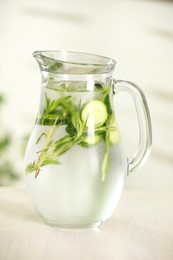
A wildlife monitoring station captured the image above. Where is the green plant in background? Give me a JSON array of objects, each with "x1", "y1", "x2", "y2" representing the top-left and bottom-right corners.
[{"x1": 0, "y1": 93, "x2": 19, "y2": 186}]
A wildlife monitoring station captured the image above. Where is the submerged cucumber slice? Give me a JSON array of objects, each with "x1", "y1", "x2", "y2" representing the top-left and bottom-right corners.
[
  {"x1": 80, "y1": 135, "x2": 101, "y2": 147},
  {"x1": 81, "y1": 100, "x2": 108, "y2": 126},
  {"x1": 109, "y1": 118, "x2": 120, "y2": 144}
]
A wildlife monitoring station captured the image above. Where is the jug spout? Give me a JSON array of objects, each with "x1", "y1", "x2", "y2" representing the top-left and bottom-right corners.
[
  {"x1": 33, "y1": 51, "x2": 64, "y2": 73},
  {"x1": 33, "y1": 50, "x2": 116, "y2": 74}
]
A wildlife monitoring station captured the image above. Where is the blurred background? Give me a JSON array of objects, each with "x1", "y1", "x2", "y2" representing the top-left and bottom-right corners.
[{"x1": 0, "y1": 0, "x2": 173, "y2": 190}]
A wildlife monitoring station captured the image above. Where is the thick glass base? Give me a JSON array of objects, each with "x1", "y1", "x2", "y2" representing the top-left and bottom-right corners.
[{"x1": 44, "y1": 219, "x2": 103, "y2": 229}]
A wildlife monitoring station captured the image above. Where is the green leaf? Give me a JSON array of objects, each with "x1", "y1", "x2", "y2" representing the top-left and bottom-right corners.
[
  {"x1": 26, "y1": 163, "x2": 36, "y2": 173},
  {"x1": 36, "y1": 133, "x2": 46, "y2": 144},
  {"x1": 0, "y1": 94, "x2": 4, "y2": 105},
  {"x1": 65, "y1": 123, "x2": 77, "y2": 136},
  {"x1": 71, "y1": 112, "x2": 83, "y2": 133},
  {"x1": 41, "y1": 159, "x2": 60, "y2": 166},
  {"x1": 101, "y1": 152, "x2": 110, "y2": 182},
  {"x1": 95, "y1": 83, "x2": 103, "y2": 90},
  {"x1": 0, "y1": 162, "x2": 19, "y2": 186},
  {"x1": 42, "y1": 95, "x2": 72, "y2": 124},
  {"x1": 0, "y1": 135, "x2": 11, "y2": 152},
  {"x1": 48, "y1": 61, "x2": 63, "y2": 72},
  {"x1": 101, "y1": 132, "x2": 110, "y2": 182},
  {"x1": 104, "y1": 88, "x2": 112, "y2": 115},
  {"x1": 45, "y1": 94, "x2": 50, "y2": 109},
  {"x1": 54, "y1": 135, "x2": 74, "y2": 156}
]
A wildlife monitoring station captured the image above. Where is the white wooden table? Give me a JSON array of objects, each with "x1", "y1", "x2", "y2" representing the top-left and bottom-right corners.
[{"x1": 0, "y1": 187, "x2": 173, "y2": 260}]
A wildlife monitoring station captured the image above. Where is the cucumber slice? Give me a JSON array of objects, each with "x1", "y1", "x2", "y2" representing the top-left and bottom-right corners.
[
  {"x1": 109, "y1": 118, "x2": 120, "y2": 144},
  {"x1": 81, "y1": 100, "x2": 108, "y2": 126},
  {"x1": 80, "y1": 135, "x2": 101, "y2": 147}
]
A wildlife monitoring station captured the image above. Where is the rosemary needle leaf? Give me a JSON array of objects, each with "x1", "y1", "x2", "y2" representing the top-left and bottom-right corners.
[
  {"x1": 41, "y1": 159, "x2": 60, "y2": 166},
  {"x1": 101, "y1": 152, "x2": 110, "y2": 182},
  {"x1": 36, "y1": 133, "x2": 46, "y2": 144},
  {"x1": 26, "y1": 163, "x2": 36, "y2": 173},
  {"x1": 101, "y1": 132, "x2": 110, "y2": 181}
]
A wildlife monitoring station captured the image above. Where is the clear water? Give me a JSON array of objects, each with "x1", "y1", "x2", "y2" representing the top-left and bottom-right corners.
[{"x1": 25, "y1": 86, "x2": 127, "y2": 228}]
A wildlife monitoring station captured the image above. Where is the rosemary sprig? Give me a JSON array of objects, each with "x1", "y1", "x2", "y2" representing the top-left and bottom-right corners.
[
  {"x1": 26, "y1": 116, "x2": 60, "y2": 177},
  {"x1": 26, "y1": 85, "x2": 117, "y2": 180}
]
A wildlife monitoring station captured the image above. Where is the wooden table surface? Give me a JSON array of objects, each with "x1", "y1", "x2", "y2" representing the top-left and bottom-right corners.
[{"x1": 0, "y1": 187, "x2": 173, "y2": 260}]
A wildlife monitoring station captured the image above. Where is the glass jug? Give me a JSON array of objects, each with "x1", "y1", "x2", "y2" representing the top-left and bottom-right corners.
[{"x1": 24, "y1": 51, "x2": 152, "y2": 228}]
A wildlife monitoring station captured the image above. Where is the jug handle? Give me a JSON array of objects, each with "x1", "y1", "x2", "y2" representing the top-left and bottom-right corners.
[{"x1": 113, "y1": 80, "x2": 152, "y2": 174}]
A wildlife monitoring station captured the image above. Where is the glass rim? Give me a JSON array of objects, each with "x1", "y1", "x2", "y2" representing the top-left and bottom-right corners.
[{"x1": 33, "y1": 50, "x2": 116, "y2": 74}]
